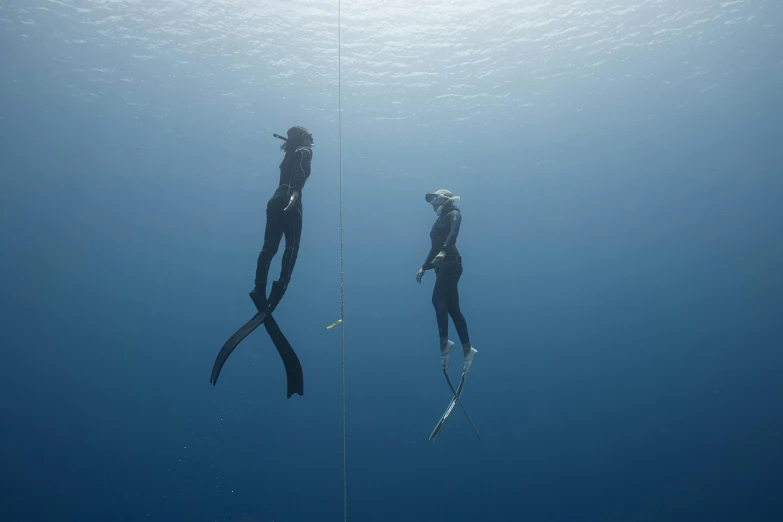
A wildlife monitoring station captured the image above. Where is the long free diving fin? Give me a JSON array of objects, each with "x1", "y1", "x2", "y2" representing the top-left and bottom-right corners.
[
  {"x1": 429, "y1": 370, "x2": 481, "y2": 441},
  {"x1": 210, "y1": 285, "x2": 303, "y2": 398},
  {"x1": 443, "y1": 370, "x2": 482, "y2": 441},
  {"x1": 210, "y1": 310, "x2": 269, "y2": 385},
  {"x1": 264, "y1": 314, "x2": 304, "y2": 398},
  {"x1": 429, "y1": 372, "x2": 465, "y2": 441}
]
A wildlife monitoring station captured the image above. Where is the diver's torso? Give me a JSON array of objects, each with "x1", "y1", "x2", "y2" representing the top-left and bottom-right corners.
[
  {"x1": 271, "y1": 146, "x2": 312, "y2": 203},
  {"x1": 430, "y1": 208, "x2": 460, "y2": 255}
]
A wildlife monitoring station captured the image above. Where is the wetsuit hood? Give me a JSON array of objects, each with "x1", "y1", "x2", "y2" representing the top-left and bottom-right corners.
[{"x1": 426, "y1": 189, "x2": 460, "y2": 216}]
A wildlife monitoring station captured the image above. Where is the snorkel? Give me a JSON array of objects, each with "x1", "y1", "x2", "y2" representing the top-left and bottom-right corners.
[
  {"x1": 274, "y1": 126, "x2": 314, "y2": 149},
  {"x1": 430, "y1": 195, "x2": 449, "y2": 214}
]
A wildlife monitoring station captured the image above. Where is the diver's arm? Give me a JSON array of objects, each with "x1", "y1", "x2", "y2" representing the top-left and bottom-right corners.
[
  {"x1": 422, "y1": 246, "x2": 439, "y2": 271},
  {"x1": 284, "y1": 190, "x2": 299, "y2": 212},
  {"x1": 417, "y1": 247, "x2": 438, "y2": 283},
  {"x1": 442, "y1": 211, "x2": 462, "y2": 250},
  {"x1": 284, "y1": 148, "x2": 311, "y2": 212},
  {"x1": 427, "y1": 212, "x2": 461, "y2": 267},
  {"x1": 290, "y1": 148, "x2": 311, "y2": 191}
]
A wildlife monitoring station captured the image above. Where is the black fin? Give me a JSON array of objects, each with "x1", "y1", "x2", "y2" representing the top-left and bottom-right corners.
[
  {"x1": 210, "y1": 311, "x2": 268, "y2": 385},
  {"x1": 264, "y1": 315, "x2": 304, "y2": 398}
]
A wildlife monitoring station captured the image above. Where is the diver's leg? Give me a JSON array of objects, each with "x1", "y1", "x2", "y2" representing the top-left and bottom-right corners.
[
  {"x1": 443, "y1": 260, "x2": 477, "y2": 372},
  {"x1": 432, "y1": 269, "x2": 454, "y2": 369},
  {"x1": 251, "y1": 200, "x2": 284, "y2": 311},
  {"x1": 432, "y1": 270, "x2": 450, "y2": 343},
  {"x1": 267, "y1": 205, "x2": 302, "y2": 311},
  {"x1": 444, "y1": 261, "x2": 472, "y2": 355},
  {"x1": 279, "y1": 204, "x2": 303, "y2": 284}
]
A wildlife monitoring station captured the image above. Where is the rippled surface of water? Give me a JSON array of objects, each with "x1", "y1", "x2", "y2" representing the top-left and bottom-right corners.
[{"x1": 3, "y1": 0, "x2": 780, "y2": 141}]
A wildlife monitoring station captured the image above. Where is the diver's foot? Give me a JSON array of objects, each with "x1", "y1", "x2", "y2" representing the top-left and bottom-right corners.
[
  {"x1": 249, "y1": 287, "x2": 268, "y2": 313},
  {"x1": 440, "y1": 340, "x2": 454, "y2": 371},
  {"x1": 268, "y1": 280, "x2": 289, "y2": 312},
  {"x1": 462, "y1": 347, "x2": 478, "y2": 374}
]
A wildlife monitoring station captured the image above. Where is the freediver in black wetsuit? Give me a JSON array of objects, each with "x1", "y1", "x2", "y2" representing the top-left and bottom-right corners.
[
  {"x1": 249, "y1": 126, "x2": 314, "y2": 314},
  {"x1": 210, "y1": 126, "x2": 313, "y2": 398},
  {"x1": 416, "y1": 189, "x2": 478, "y2": 374}
]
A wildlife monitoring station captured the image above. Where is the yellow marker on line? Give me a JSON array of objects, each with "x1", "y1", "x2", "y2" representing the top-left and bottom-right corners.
[{"x1": 326, "y1": 318, "x2": 343, "y2": 330}]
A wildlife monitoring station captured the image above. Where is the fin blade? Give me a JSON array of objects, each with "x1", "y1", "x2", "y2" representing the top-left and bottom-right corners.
[
  {"x1": 210, "y1": 311, "x2": 268, "y2": 385},
  {"x1": 264, "y1": 315, "x2": 304, "y2": 398},
  {"x1": 429, "y1": 374, "x2": 465, "y2": 440}
]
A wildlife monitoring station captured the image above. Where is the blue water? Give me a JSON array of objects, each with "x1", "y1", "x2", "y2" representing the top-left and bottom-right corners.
[{"x1": 2, "y1": 1, "x2": 782, "y2": 521}]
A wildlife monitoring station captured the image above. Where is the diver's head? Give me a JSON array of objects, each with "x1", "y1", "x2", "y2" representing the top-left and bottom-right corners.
[
  {"x1": 281, "y1": 125, "x2": 313, "y2": 152},
  {"x1": 425, "y1": 189, "x2": 458, "y2": 214}
]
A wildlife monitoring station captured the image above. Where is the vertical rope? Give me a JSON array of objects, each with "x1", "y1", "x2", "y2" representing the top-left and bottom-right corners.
[{"x1": 337, "y1": 0, "x2": 346, "y2": 521}]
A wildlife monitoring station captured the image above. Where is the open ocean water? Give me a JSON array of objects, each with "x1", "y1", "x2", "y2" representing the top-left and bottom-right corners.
[{"x1": 1, "y1": 1, "x2": 782, "y2": 521}]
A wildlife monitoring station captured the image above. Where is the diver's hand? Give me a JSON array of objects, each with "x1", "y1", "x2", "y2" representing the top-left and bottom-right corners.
[
  {"x1": 416, "y1": 268, "x2": 425, "y2": 284},
  {"x1": 433, "y1": 250, "x2": 446, "y2": 267},
  {"x1": 284, "y1": 191, "x2": 299, "y2": 212}
]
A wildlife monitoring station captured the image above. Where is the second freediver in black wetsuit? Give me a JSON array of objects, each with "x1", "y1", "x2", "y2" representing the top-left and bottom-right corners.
[
  {"x1": 416, "y1": 189, "x2": 478, "y2": 374},
  {"x1": 210, "y1": 126, "x2": 313, "y2": 398}
]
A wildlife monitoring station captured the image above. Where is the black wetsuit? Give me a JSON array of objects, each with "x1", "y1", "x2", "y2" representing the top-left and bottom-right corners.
[
  {"x1": 210, "y1": 145, "x2": 311, "y2": 398},
  {"x1": 422, "y1": 206, "x2": 470, "y2": 345},
  {"x1": 254, "y1": 145, "x2": 312, "y2": 309}
]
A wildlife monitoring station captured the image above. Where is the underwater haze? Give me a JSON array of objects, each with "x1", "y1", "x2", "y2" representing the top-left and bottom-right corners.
[{"x1": 1, "y1": 0, "x2": 782, "y2": 521}]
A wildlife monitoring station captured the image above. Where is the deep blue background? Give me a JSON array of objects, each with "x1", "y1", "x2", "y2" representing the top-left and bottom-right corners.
[{"x1": 2, "y1": 2, "x2": 783, "y2": 521}]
